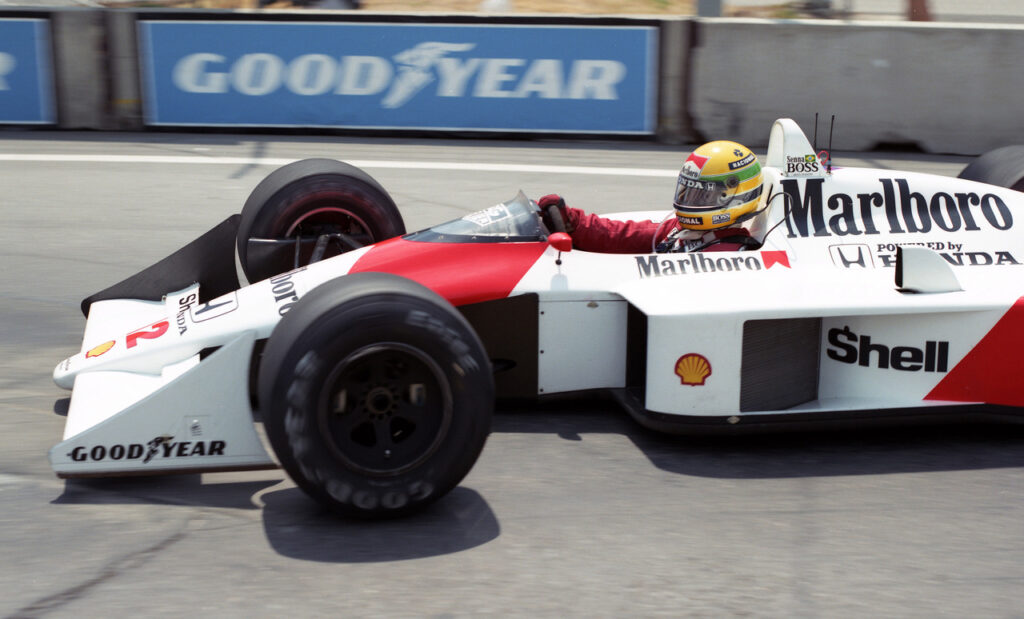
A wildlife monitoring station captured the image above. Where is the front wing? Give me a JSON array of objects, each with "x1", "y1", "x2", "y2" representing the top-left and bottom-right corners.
[{"x1": 50, "y1": 326, "x2": 275, "y2": 478}]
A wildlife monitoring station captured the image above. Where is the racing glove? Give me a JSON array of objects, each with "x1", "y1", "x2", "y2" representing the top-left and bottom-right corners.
[{"x1": 538, "y1": 194, "x2": 575, "y2": 234}]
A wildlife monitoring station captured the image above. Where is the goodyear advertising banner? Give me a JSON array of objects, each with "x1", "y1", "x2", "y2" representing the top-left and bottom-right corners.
[
  {"x1": 139, "y1": 21, "x2": 657, "y2": 133},
  {"x1": 0, "y1": 19, "x2": 55, "y2": 124}
]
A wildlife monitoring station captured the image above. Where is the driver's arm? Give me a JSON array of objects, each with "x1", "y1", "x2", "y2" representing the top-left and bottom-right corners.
[{"x1": 564, "y1": 207, "x2": 670, "y2": 254}]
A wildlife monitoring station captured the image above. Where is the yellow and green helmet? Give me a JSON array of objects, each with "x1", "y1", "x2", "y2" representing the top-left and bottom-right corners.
[{"x1": 673, "y1": 140, "x2": 764, "y2": 231}]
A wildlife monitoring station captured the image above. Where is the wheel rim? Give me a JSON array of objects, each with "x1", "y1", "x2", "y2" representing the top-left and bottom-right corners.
[
  {"x1": 248, "y1": 196, "x2": 377, "y2": 279},
  {"x1": 318, "y1": 343, "x2": 453, "y2": 476},
  {"x1": 283, "y1": 205, "x2": 373, "y2": 243}
]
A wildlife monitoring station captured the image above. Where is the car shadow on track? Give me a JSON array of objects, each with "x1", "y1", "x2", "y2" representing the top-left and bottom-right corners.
[
  {"x1": 259, "y1": 486, "x2": 499, "y2": 562},
  {"x1": 49, "y1": 396, "x2": 1023, "y2": 564},
  {"x1": 53, "y1": 476, "x2": 500, "y2": 563},
  {"x1": 495, "y1": 396, "x2": 1024, "y2": 479},
  {"x1": 54, "y1": 475, "x2": 280, "y2": 511}
]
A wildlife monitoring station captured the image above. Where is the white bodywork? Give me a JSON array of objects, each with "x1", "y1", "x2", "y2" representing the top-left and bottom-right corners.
[{"x1": 51, "y1": 119, "x2": 1024, "y2": 477}]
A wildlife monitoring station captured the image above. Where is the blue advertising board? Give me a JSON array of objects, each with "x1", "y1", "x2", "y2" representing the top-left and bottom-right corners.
[
  {"x1": 0, "y1": 19, "x2": 55, "y2": 124},
  {"x1": 140, "y1": 21, "x2": 657, "y2": 133}
]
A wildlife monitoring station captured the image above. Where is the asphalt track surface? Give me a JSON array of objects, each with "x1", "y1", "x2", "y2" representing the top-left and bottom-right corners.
[{"x1": 2, "y1": 132, "x2": 1022, "y2": 617}]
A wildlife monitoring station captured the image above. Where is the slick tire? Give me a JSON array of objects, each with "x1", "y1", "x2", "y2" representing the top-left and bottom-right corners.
[
  {"x1": 957, "y1": 146, "x2": 1024, "y2": 192},
  {"x1": 258, "y1": 273, "x2": 494, "y2": 519},
  {"x1": 237, "y1": 159, "x2": 405, "y2": 284}
]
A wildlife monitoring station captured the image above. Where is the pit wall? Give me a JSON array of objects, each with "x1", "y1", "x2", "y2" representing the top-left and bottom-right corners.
[
  {"x1": 1, "y1": 9, "x2": 1021, "y2": 154},
  {"x1": 690, "y1": 19, "x2": 1024, "y2": 154}
]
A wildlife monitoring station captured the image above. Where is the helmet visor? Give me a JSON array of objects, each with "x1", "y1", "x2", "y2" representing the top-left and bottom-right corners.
[{"x1": 673, "y1": 175, "x2": 729, "y2": 211}]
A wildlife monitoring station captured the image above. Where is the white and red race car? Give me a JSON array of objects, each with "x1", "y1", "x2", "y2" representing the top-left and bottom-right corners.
[{"x1": 51, "y1": 119, "x2": 1024, "y2": 518}]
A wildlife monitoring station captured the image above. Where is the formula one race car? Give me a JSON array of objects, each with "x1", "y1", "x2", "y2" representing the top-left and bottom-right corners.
[{"x1": 51, "y1": 119, "x2": 1024, "y2": 518}]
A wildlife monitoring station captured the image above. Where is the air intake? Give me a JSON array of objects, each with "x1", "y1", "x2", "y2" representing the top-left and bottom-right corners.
[{"x1": 741, "y1": 318, "x2": 820, "y2": 412}]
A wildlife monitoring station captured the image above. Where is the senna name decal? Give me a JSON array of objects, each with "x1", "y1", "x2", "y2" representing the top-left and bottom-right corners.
[
  {"x1": 637, "y1": 251, "x2": 789, "y2": 278},
  {"x1": 785, "y1": 154, "x2": 820, "y2": 177},
  {"x1": 783, "y1": 178, "x2": 1012, "y2": 239}
]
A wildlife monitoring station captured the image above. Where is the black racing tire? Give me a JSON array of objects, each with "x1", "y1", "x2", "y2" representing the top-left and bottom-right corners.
[
  {"x1": 957, "y1": 146, "x2": 1024, "y2": 192},
  {"x1": 258, "y1": 273, "x2": 494, "y2": 519},
  {"x1": 237, "y1": 159, "x2": 405, "y2": 284}
]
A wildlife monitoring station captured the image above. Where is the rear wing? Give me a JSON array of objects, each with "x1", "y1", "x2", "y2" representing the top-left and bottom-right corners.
[{"x1": 764, "y1": 118, "x2": 828, "y2": 179}]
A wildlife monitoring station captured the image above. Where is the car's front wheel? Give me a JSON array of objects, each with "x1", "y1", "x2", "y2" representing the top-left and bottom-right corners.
[
  {"x1": 258, "y1": 273, "x2": 493, "y2": 519},
  {"x1": 237, "y1": 159, "x2": 406, "y2": 284}
]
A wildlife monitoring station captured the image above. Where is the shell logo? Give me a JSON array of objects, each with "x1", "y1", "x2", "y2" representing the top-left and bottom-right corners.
[
  {"x1": 86, "y1": 340, "x2": 115, "y2": 359},
  {"x1": 675, "y1": 353, "x2": 712, "y2": 386}
]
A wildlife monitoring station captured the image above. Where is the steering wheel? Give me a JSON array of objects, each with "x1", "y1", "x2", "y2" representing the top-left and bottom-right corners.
[
  {"x1": 543, "y1": 203, "x2": 568, "y2": 234},
  {"x1": 696, "y1": 234, "x2": 763, "y2": 252}
]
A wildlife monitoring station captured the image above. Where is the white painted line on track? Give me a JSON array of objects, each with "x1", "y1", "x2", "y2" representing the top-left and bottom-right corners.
[{"x1": 0, "y1": 154, "x2": 678, "y2": 177}]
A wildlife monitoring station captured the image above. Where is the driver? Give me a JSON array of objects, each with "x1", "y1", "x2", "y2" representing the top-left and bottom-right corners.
[{"x1": 540, "y1": 140, "x2": 765, "y2": 253}]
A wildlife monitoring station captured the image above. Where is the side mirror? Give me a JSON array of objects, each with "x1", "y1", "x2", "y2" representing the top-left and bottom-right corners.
[{"x1": 548, "y1": 232, "x2": 572, "y2": 253}]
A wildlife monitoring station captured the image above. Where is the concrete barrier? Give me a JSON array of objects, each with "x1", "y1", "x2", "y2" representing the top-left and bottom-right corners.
[
  {"x1": 689, "y1": 18, "x2": 1024, "y2": 155},
  {"x1": 106, "y1": 10, "x2": 143, "y2": 130},
  {"x1": 655, "y1": 18, "x2": 693, "y2": 143},
  {"x1": 4, "y1": 9, "x2": 1023, "y2": 154},
  {"x1": 50, "y1": 9, "x2": 106, "y2": 129}
]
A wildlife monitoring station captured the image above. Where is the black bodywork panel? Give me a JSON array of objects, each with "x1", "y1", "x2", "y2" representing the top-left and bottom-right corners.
[
  {"x1": 81, "y1": 215, "x2": 242, "y2": 317},
  {"x1": 459, "y1": 294, "x2": 538, "y2": 399},
  {"x1": 740, "y1": 318, "x2": 821, "y2": 412}
]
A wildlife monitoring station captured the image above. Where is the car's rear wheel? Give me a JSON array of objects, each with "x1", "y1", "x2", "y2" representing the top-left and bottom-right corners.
[
  {"x1": 957, "y1": 146, "x2": 1024, "y2": 191},
  {"x1": 237, "y1": 159, "x2": 405, "y2": 284},
  {"x1": 258, "y1": 273, "x2": 493, "y2": 519}
]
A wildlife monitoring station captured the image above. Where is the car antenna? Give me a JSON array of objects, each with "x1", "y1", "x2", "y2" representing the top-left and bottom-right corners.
[
  {"x1": 813, "y1": 112, "x2": 819, "y2": 152},
  {"x1": 827, "y1": 114, "x2": 835, "y2": 174}
]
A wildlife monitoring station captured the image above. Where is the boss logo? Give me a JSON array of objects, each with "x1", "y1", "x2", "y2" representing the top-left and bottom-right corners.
[{"x1": 786, "y1": 155, "x2": 820, "y2": 174}]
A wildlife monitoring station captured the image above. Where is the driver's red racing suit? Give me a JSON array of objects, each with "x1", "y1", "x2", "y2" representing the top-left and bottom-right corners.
[{"x1": 562, "y1": 206, "x2": 753, "y2": 254}]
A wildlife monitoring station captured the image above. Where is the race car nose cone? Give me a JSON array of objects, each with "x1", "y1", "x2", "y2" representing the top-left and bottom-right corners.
[{"x1": 53, "y1": 358, "x2": 74, "y2": 390}]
